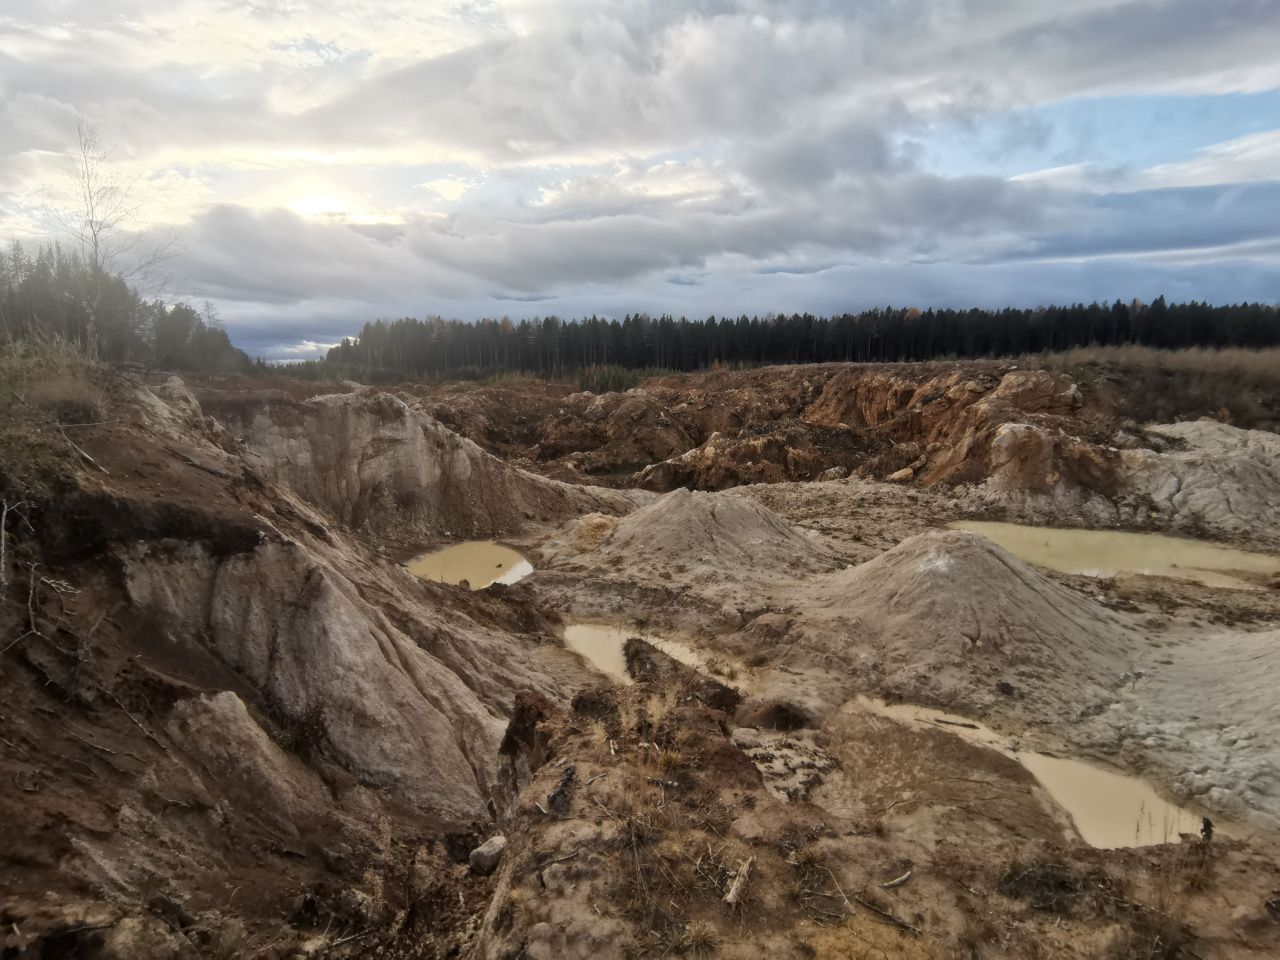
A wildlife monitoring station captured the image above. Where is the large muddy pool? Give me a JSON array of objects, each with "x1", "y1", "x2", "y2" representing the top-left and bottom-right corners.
[
  {"x1": 857, "y1": 697, "x2": 1209, "y2": 848},
  {"x1": 563, "y1": 623, "x2": 705, "y2": 683},
  {"x1": 406, "y1": 541, "x2": 533, "y2": 590},
  {"x1": 952, "y1": 520, "x2": 1280, "y2": 590}
]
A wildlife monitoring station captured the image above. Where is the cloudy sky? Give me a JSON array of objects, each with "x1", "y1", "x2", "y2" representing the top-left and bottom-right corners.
[{"x1": 2, "y1": 1, "x2": 1279, "y2": 358}]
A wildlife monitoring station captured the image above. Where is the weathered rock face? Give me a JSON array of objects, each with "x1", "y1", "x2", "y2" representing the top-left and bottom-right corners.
[
  {"x1": 122, "y1": 536, "x2": 516, "y2": 824},
  {"x1": 803, "y1": 368, "x2": 1108, "y2": 490},
  {"x1": 534, "y1": 389, "x2": 697, "y2": 472},
  {"x1": 628, "y1": 368, "x2": 1121, "y2": 496},
  {"x1": 1119, "y1": 421, "x2": 1280, "y2": 535},
  {"x1": 218, "y1": 389, "x2": 646, "y2": 545},
  {"x1": 1, "y1": 373, "x2": 618, "y2": 956},
  {"x1": 634, "y1": 420, "x2": 887, "y2": 491}
]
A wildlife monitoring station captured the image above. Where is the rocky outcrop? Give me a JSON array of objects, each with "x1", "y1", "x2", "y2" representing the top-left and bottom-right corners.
[
  {"x1": 1120, "y1": 421, "x2": 1280, "y2": 536},
  {"x1": 631, "y1": 368, "x2": 1120, "y2": 496},
  {"x1": 634, "y1": 420, "x2": 883, "y2": 491},
  {"x1": 1, "y1": 373, "x2": 615, "y2": 956},
  {"x1": 535, "y1": 389, "x2": 697, "y2": 472},
  {"x1": 220, "y1": 389, "x2": 647, "y2": 544},
  {"x1": 122, "y1": 536, "x2": 517, "y2": 823}
]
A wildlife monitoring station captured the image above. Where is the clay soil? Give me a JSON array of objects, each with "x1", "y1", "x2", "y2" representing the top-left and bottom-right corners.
[{"x1": 2, "y1": 354, "x2": 1279, "y2": 959}]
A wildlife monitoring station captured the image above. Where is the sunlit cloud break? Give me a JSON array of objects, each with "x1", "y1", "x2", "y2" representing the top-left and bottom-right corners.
[{"x1": 2, "y1": 1, "x2": 1278, "y2": 357}]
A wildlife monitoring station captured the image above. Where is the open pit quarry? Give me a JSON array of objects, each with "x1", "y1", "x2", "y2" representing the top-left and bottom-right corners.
[{"x1": 3, "y1": 358, "x2": 1280, "y2": 959}]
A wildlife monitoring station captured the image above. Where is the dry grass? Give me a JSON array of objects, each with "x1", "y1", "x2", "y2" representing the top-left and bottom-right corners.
[
  {"x1": 680, "y1": 920, "x2": 722, "y2": 957},
  {"x1": 1035, "y1": 344, "x2": 1280, "y2": 430},
  {"x1": 1, "y1": 335, "x2": 104, "y2": 415},
  {"x1": 1045, "y1": 344, "x2": 1280, "y2": 383},
  {"x1": 0, "y1": 336, "x2": 104, "y2": 499},
  {"x1": 997, "y1": 851, "x2": 1203, "y2": 960}
]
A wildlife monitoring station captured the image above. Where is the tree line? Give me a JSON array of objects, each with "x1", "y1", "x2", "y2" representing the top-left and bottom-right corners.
[
  {"x1": 320, "y1": 299, "x2": 1280, "y2": 380},
  {"x1": 0, "y1": 241, "x2": 251, "y2": 373}
]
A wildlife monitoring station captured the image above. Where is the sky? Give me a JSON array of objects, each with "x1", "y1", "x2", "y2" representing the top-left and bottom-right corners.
[{"x1": 2, "y1": 1, "x2": 1279, "y2": 359}]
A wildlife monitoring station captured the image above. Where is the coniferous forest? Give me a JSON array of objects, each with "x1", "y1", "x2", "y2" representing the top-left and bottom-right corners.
[
  {"x1": 321, "y1": 299, "x2": 1280, "y2": 380},
  {"x1": 0, "y1": 241, "x2": 251, "y2": 372},
  {"x1": 3, "y1": 238, "x2": 1277, "y2": 381}
]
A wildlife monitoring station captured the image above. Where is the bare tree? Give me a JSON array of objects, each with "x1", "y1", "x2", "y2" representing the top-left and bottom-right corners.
[{"x1": 53, "y1": 120, "x2": 178, "y2": 347}]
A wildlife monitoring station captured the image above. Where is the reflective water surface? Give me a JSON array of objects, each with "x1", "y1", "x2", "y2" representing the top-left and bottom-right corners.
[
  {"x1": 951, "y1": 520, "x2": 1280, "y2": 590},
  {"x1": 562, "y1": 622, "x2": 705, "y2": 683},
  {"x1": 406, "y1": 541, "x2": 533, "y2": 590},
  {"x1": 857, "y1": 696, "x2": 1208, "y2": 848}
]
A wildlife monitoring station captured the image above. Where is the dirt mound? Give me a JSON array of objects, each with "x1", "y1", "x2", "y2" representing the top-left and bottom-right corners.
[
  {"x1": 789, "y1": 530, "x2": 1136, "y2": 714},
  {"x1": 579, "y1": 488, "x2": 839, "y2": 582},
  {"x1": 0, "y1": 372, "x2": 598, "y2": 956},
  {"x1": 211, "y1": 388, "x2": 647, "y2": 546}
]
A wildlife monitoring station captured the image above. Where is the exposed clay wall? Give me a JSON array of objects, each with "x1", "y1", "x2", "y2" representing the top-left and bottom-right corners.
[{"x1": 216, "y1": 388, "x2": 648, "y2": 545}]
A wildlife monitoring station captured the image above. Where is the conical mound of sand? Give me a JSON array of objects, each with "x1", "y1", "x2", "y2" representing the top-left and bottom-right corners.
[
  {"x1": 810, "y1": 530, "x2": 1134, "y2": 702},
  {"x1": 592, "y1": 488, "x2": 839, "y2": 580}
]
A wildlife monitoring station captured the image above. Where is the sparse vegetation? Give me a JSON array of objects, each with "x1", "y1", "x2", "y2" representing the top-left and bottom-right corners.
[
  {"x1": 0, "y1": 335, "x2": 96, "y2": 500},
  {"x1": 1038, "y1": 344, "x2": 1280, "y2": 430}
]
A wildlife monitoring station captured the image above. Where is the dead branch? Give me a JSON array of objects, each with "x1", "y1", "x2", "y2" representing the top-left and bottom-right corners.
[
  {"x1": 850, "y1": 894, "x2": 922, "y2": 936},
  {"x1": 0, "y1": 498, "x2": 29, "y2": 603},
  {"x1": 330, "y1": 930, "x2": 370, "y2": 948},
  {"x1": 102, "y1": 687, "x2": 167, "y2": 749},
  {"x1": 58, "y1": 424, "x2": 109, "y2": 474},
  {"x1": 723, "y1": 856, "x2": 754, "y2": 906},
  {"x1": 932, "y1": 718, "x2": 979, "y2": 730},
  {"x1": 4, "y1": 563, "x2": 48, "y2": 652},
  {"x1": 881, "y1": 869, "x2": 913, "y2": 889},
  {"x1": 61, "y1": 723, "x2": 117, "y2": 755},
  {"x1": 824, "y1": 866, "x2": 858, "y2": 916}
]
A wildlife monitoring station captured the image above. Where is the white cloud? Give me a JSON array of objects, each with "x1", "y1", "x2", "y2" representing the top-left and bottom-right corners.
[
  {"x1": 1144, "y1": 130, "x2": 1280, "y2": 189},
  {"x1": 422, "y1": 177, "x2": 475, "y2": 201},
  {"x1": 1, "y1": 0, "x2": 1277, "y2": 355}
]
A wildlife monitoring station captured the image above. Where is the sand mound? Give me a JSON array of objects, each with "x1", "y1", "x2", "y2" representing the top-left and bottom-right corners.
[
  {"x1": 587, "y1": 488, "x2": 839, "y2": 582},
  {"x1": 793, "y1": 530, "x2": 1136, "y2": 712}
]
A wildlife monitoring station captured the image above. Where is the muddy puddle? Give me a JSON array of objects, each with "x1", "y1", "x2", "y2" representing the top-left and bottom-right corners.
[
  {"x1": 562, "y1": 623, "x2": 705, "y2": 683},
  {"x1": 952, "y1": 520, "x2": 1280, "y2": 590},
  {"x1": 405, "y1": 541, "x2": 533, "y2": 590},
  {"x1": 857, "y1": 697, "x2": 1209, "y2": 848}
]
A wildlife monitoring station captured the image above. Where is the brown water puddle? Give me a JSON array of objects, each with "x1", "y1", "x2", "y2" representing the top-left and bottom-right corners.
[
  {"x1": 405, "y1": 541, "x2": 533, "y2": 590},
  {"x1": 857, "y1": 697, "x2": 1211, "y2": 848},
  {"x1": 952, "y1": 520, "x2": 1280, "y2": 590},
  {"x1": 562, "y1": 623, "x2": 705, "y2": 684}
]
